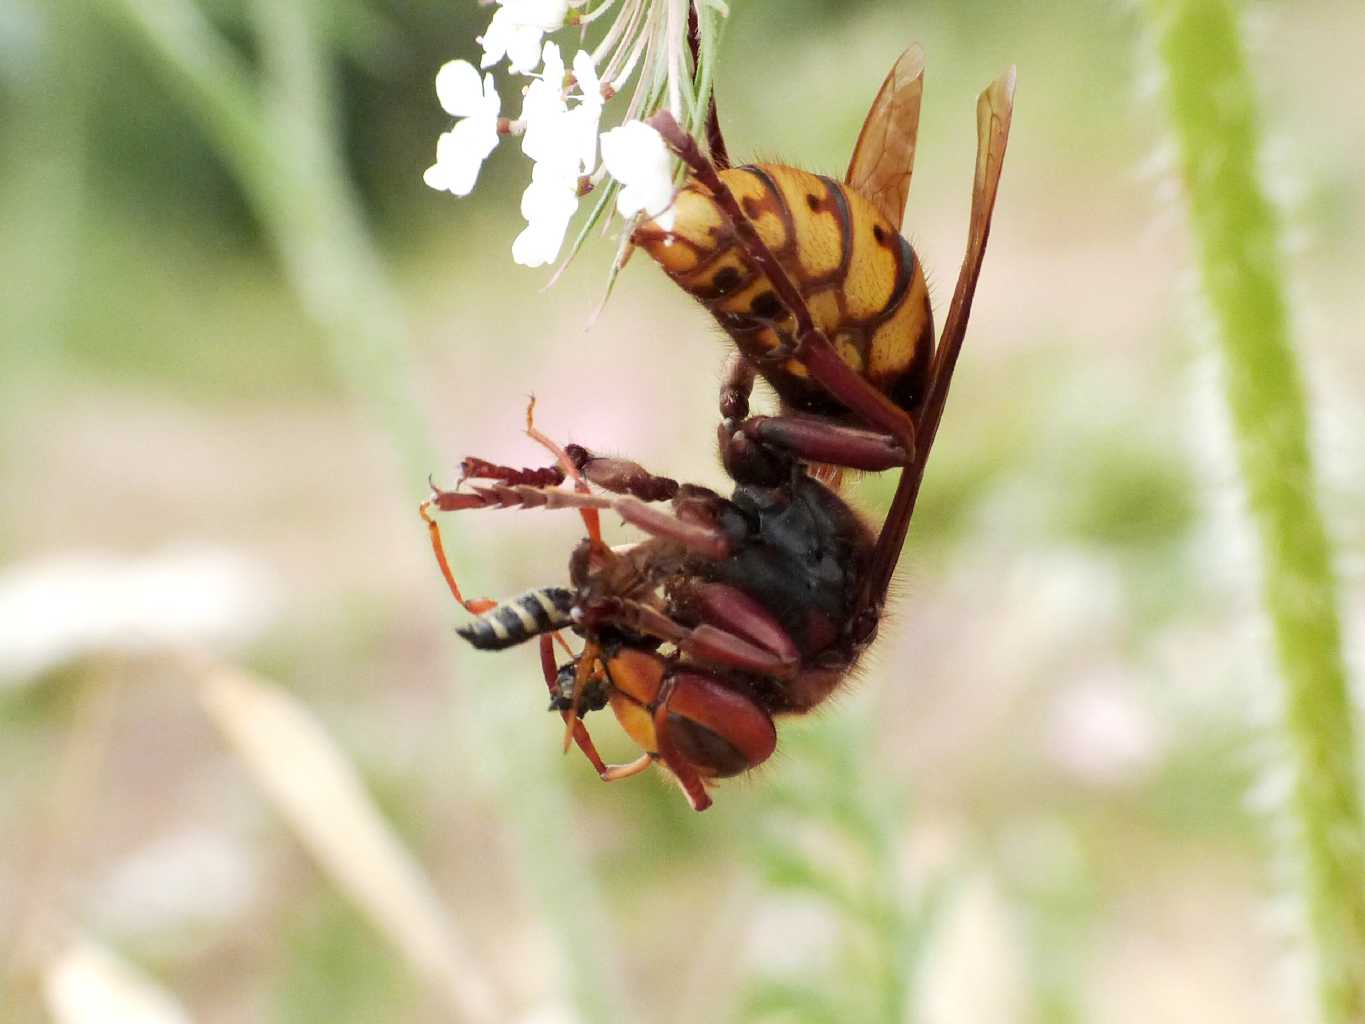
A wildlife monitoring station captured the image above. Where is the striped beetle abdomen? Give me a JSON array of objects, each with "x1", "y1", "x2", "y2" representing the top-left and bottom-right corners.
[
  {"x1": 634, "y1": 163, "x2": 934, "y2": 421},
  {"x1": 456, "y1": 587, "x2": 575, "y2": 651}
]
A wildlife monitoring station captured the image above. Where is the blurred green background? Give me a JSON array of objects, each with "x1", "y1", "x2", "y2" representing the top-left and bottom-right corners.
[{"x1": 2, "y1": 0, "x2": 1363, "y2": 1021}]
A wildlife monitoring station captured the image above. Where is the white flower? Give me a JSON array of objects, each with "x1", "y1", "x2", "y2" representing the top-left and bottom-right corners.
[
  {"x1": 519, "y1": 43, "x2": 569, "y2": 167},
  {"x1": 424, "y1": 61, "x2": 501, "y2": 197},
  {"x1": 565, "y1": 50, "x2": 604, "y2": 173},
  {"x1": 600, "y1": 121, "x2": 675, "y2": 229},
  {"x1": 512, "y1": 160, "x2": 579, "y2": 267},
  {"x1": 434, "y1": 58, "x2": 487, "y2": 118},
  {"x1": 521, "y1": 46, "x2": 606, "y2": 178},
  {"x1": 479, "y1": 0, "x2": 571, "y2": 75},
  {"x1": 43, "y1": 940, "x2": 191, "y2": 1024},
  {"x1": 504, "y1": 0, "x2": 572, "y2": 32},
  {"x1": 521, "y1": 46, "x2": 604, "y2": 181}
]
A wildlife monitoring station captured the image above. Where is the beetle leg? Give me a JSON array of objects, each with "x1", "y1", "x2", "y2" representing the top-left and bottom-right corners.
[
  {"x1": 541, "y1": 636, "x2": 656, "y2": 783},
  {"x1": 540, "y1": 635, "x2": 610, "y2": 774},
  {"x1": 561, "y1": 638, "x2": 601, "y2": 751},
  {"x1": 652, "y1": 670, "x2": 779, "y2": 811},
  {"x1": 652, "y1": 682, "x2": 713, "y2": 813},
  {"x1": 659, "y1": 745, "x2": 712, "y2": 811},
  {"x1": 418, "y1": 499, "x2": 498, "y2": 615},
  {"x1": 601, "y1": 753, "x2": 656, "y2": 781}
]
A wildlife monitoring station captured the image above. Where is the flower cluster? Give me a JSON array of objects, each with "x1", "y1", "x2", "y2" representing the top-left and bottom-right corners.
[{"x1": 425, "y1": 0, "x2": 726, "y2": 269}]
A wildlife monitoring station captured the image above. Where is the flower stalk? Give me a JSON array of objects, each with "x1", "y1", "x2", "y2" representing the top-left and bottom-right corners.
[{"x1": 1146, "y1": 0, "x2": 1365, "y2": 1018}]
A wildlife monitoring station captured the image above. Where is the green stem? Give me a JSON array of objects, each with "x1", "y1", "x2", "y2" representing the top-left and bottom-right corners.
[
  {"x1": 92, "y1": 1, "x2": 632, "y2": 1020},
  {"x1": 1147, "y1": 1, "x2": 1365, "y2": 1018},
  {"x1": 1, "y1": 0, "x2": 90, "y2": 382},
  {"x1": 93, "y1": 0, "x2": 434, "y2": 481}
]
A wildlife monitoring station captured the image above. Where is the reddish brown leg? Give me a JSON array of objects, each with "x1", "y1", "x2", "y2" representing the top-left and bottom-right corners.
[
  {"x1": 563, "y1": 445, "x2": 680, "y2": 502},
  {"x1": 652, "y1": 678, "x2": 713, "y2": 812},
  {"x1": 719, "y1": 353, "x2": 757, "y2": 421},
  {"x1": 540, "y1": 635, "x2": 610, "y2": 774},
  {"x1": 541, "y1": 636, "x2": 655, "y2": 779},
  {"x1": 459, "y1": 457, "x2": 564, "y2": 488},
  {"x1": 562, "y1": 638, "x2": 601, "y2": 752},
  {"x1": 648, "y1": 111, "x2": 917, "y2": 463},
  {"x1": 424, "y1": 450, "x2": 573, "y2": 613},
  {"x1": 856, "y1": 69, "x2": 1015, "y2": 616},
  {"x1": 712, "y1": 310, "x2": 905, "y2": 479},
  {"x1": 652, "y1": 670, "x2": 779, "y2": 812},
  {"x1": 731, "y1": 414, "x2": 907, "y2": 472},
  {"x1": 418, "y1": 500, "x2": 498, "y2": 615},
  {"x1": 427, "y1": 481, "x2": 733, "y2": 562},
  {"x1": 608, "y1": 599, "x2": 799, "y2": 679},
  {"x1": 525, "y1": 397, "x2": 602, "y2": 546},
  {"x1": 426, "y1": 400, "x2": 600, "y2": 609},
  {"x1": 685, "y1": 582, "x2": 802, "y2": 665}
]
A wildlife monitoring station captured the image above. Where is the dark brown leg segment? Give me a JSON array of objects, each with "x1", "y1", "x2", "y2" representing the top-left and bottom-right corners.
[
  {"x1": 459, "y1": 457, "x2": 564, "y2": 488},
  {"x1": 653, "y1": 708, "x2": 712, "y2": 811},
  {"x1": 541, "y1": 635, "x2": 656, "y2": 782},
  {"x1": 540, "y1": 635, "x2": 609, "y2": 775},
  {"x1": 719, "y1": 353, "x2": 756, "y2": 421},
  {"x1": 564, "y1": 445, "x2": 680, "y2": 502},
  {"x1": 653, "y1": 669, "x2": 779, "y2": 811},
  {"x1": 427, "y1": 481, "x2": 733, "y2": 562},
  {"x1": 523, "y1": 397, "x2": 604, "y2": 546},
  {"x1": 734, "y1": 415, "x2": 907, "y2": 472},
  {"x1": 604, "y1": 599, "x2": 799, "y2": 680},
  {"x1": 685, "y1": 582, "x2": 802, "y2": 666}
]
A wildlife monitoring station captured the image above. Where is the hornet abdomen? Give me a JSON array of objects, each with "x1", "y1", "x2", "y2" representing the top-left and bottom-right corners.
[
  {"x1": 634, "y1": 164, "x2": 934, "y2": 420},
  {"x1": 457, "y1": 587, "x2": 575, "y2": 651}
]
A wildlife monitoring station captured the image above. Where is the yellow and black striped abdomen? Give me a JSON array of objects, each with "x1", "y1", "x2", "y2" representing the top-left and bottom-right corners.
[{"x1": 635, "y1": 163, "x2": 934, "y2": 420}]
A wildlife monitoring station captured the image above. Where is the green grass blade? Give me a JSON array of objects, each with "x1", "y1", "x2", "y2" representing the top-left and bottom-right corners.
[{"x1": 88, "y1": 2, "x2": 635, "y2": 1019}]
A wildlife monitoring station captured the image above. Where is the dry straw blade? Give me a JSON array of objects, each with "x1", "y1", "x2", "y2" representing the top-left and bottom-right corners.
[
  {"x1": 42, "y1": 938, "x2": 191, "y2": 1024},
  {"x1": 198, "y1": 664, "x2": 503, "y2": 1024}
]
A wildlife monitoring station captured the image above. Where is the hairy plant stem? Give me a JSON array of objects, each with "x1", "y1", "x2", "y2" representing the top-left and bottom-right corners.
[{"x1": 1147, "y1": 1, "x2": 1365, "y2": 1018}]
